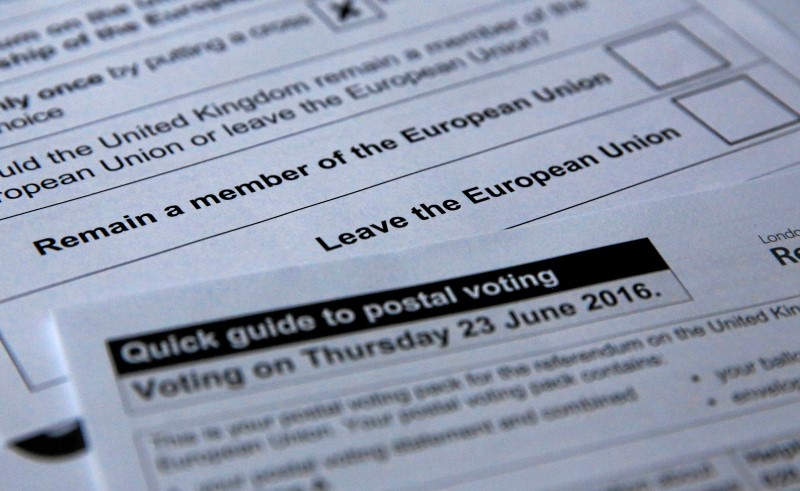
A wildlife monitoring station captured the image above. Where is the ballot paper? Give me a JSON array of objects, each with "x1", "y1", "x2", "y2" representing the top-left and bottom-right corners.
[
  {"x1": 56, "y1": 172, "x2": 800, "y2": 490},
  {"x1": 2, "y1": 0, "x2": 800, "y2": 485}
]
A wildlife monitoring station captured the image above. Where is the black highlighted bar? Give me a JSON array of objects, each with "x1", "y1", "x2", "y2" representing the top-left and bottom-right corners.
[{"x1": 108, "y1": 239, "x2": 669, "y2": 375}]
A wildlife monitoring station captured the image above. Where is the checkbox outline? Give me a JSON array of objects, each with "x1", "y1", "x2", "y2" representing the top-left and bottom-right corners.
[
  {"x1": 307, "y1": 0, "x2": 386, "y2": 32},
  {"x1": 672, "y1": 74, "x2": 800, "y2": 145},
  {"x1": 606, "y1": 23, "x2": 731, "y2": 91}
]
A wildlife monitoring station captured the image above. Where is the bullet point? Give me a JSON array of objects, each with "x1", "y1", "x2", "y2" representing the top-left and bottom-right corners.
[
  {"x1": 691, "y1": 374, "x2": 701, "y2": 383},
  {"x1": 707, "y1": 398, "x2": 717, "y2": 407}
]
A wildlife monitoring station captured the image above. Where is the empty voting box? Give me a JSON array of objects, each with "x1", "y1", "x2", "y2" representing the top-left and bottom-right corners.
[
  {"x1": 608, "y1": 24, "x2": 729, "y2": 89},
  {"x1": 673, "y1": 76, "x2": 800, "y2": 144}
]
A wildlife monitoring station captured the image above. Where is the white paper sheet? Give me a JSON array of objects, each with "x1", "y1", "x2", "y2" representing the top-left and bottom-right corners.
[{"x1": 57, "y1": 172, "x2": 800, "y2": 490}]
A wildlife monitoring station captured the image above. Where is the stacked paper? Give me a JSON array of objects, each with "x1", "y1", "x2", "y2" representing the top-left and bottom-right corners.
[{"x1": 0, "y1": 0, "x2": 798, "y2": 489}]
